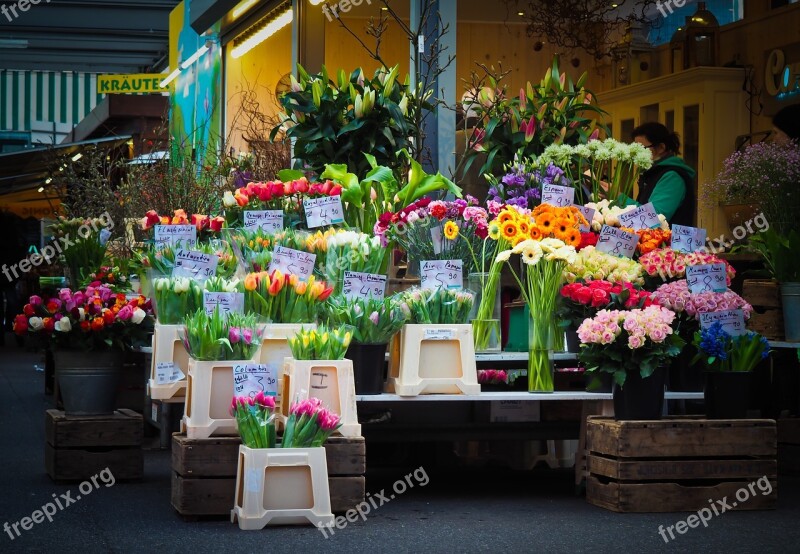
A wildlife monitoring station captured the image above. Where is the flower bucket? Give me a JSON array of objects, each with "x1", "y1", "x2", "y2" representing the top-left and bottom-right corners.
[
  {"x1": 705, "y1": 372, "x2": 752, "y2": 419},
  {"x1": 781, "y1": 282, "x2": 800, "y2": 342},
  {"x1": 612, "y1": 366, "x2": 666, "y2": 421},
  {"x1": 345, "y1": 342, "x2": 388, "y2": 395},
  {"x1": 55, "y1": 349, "x2": 123, "y2": 416}
]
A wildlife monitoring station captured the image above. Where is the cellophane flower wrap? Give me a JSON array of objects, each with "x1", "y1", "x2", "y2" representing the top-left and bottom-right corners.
[
  {"x1": 48, "y1": 214, "x2": 114, "y2": 286},
  {"x1": 139, "y1": 209, "x2": 225, "y2": 239},
  {"x1": 182, "y1": 309, "x2": 261, "y2": 361},
  {"x1": 13, "y1": 287, "x2": 154, "y2": 351},
  {"x1": 692, "y1": 321, "x2": 770, "y2": 373},
  {"x1": 152, "y1": 275, "x2": 204, "y2": 324},
  {"x1": 231, "y1": 392, "x2": 277, "y2": 449},
  {"x1": 639, "y1": 247, "x2": 735, "y2": 287},
  {"x1": 224, "y1": 227, "x2": 322, "y2": 274},
  {"x1": 321, "y1": 294, "x2": 409, "y2": 344},
  {"x1": 564, "y1": 245, "x2": 644, "y2": 285},
  {"x1": 577, "y1": 305, "x2": 684, "y2": 386},
  {"x1": 400, "y1": 288, "x2": 474, "y2": 325},
  {"x1": 243, "y1": 271, "x2": 333, "y2": 323},
  {"x1": 288, "y1": 324, "x2": 353, "y2": 360},
  {"x1": 558, "y1": 280, "x2": 654, "y2": 328},
  {"x1": 324, "y1": 230, "x2": 384, "y2": 293},
  {"x1": 282, "y1": 397, "x2": 341, "y2": 448}
]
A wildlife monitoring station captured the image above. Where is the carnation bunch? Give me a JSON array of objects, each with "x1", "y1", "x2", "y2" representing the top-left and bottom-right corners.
[{"x1": 564, "y1": 245, "x2": 644, "y2": 285}]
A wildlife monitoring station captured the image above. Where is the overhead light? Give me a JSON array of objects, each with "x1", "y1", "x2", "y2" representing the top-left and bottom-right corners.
[
  {"x1": 38, "y1": 187, "x2": 44, "y2": 193},
  {"x1": 71, "y1": 153, "x2": 82, "y2": 162},
  {"x1": 381, "y1": 6, "x2": 388, "y2": 10},
  {"x1": 231, "y1": 8, "x2": 293, "y2": 59},
  {"x1": 232, "y1": 0, "x2": 260, "y2": 19},
  {"x1": 518, "y1": 11, "x2": 524, "y2": 16},
  {"x1": 45, "y1": 178, "x2": 52, "y2": 184},
  {"x1": 159, "y1": 67, "x2": 181, "y2": 88},
  {"x1": 0, "y1": 39, "x2": 28, "y2": 49},
  {"x1": 611, "y1": 3, "x2": 618, "y2": 7},
  {"x1": 180, "y1": 45, "x2": 209, "y2": 70},
  {"x1": 309, "y1": 0, "x2": 325, "y2": 5}
]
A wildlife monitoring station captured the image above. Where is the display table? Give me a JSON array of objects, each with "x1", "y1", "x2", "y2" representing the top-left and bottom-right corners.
[{"x1": 357, "y1": 391, "x2": 704, "y2": 402}]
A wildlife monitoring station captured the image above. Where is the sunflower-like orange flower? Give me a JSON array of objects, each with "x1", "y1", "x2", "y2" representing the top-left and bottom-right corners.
[
  {"x1": 497, "y1": 210, "x2": 516, "y2": 225},
  {"x1": 529, "y1": 226, "x2": 542, "y2": 240},
  {"x1": 536, "y1": 212, "x2": 555, "y2": 233},
  {"x1": 501, "y1": 221, "x2": 519, "y2": 241},
  {"x1": 517, "y1": 220, "x2": 530, "y2": 235},
  {"x1": 565, "y1": 228, "x2": 581, "y2": 247},
  {"x1": 533, "y1": 203, "x2": 555, "y2": 218}
]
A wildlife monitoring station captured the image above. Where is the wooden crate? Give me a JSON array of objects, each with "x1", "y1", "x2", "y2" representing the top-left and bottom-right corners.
[
  {"x1": 777, "y1": 418, "x2": 800, "y2": 474},
  {"x1": 586, "y1": 417, "x2": 777, "y2": 513},
  {"x1": 171, "y1": 434, "x2": 366, "y2": 517},
  {"x1": 742, "y1": 279, "x2": 784, "y2": 341},
  {"x1": 45, "y1": 409, "x2": 143, "y2": 482}
]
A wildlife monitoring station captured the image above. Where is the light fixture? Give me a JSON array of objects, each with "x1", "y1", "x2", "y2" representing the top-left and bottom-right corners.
[
  {"x1": 231, "y1": 8, "x2": 293, "y2": 59},
  {"x1": 381, "y1": 6, "x2": 388, "y2": 10},
  {"x1": 518, "y1": 11, "x2": 524, "y2": 16},
  {"x1": 71, "y1": 153, "x2": 82, "y2": 162},
  {"x1": 37, "y1": 187, "x2": 44, "y2": 193},
  {"x1": 159, "y1": 67, "x2": 181, "y2": 88},
  {"x1": 308, "y1": 0, "x2": 325, "y2": 5},
  {"x1": 180, "y1": 45, "x2": 209, "y2": 70},
  {"x1": 45, "y1": 178, "x2": 52, "y2": 184},
  {"x1": 232, "y1": 0, "x2": 260, "y2": 19}
]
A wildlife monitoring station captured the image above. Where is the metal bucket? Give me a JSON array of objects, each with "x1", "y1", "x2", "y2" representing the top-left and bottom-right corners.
[
  {"x1": 55, "y1": 349, "x2": 123, "y2": 415},
  {"x1": 781, "y1": 283, "x2": 800, "y2": 342}
]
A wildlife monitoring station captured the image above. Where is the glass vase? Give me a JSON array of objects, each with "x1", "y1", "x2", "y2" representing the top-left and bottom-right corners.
[
  {"x1": 468, "y1": 271, "x2": 502, "y2": 352},
  {"x1": 528, "y1": 311, "x2": 555, "y2": 392},
  {"x1": 472, "y1": 318, "x2": 502, "y2": 352}
]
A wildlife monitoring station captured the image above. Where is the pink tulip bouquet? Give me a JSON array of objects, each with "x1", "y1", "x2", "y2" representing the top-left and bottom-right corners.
[
  {"x1": 231, "y1": 392, "x2": 277, "y2": 448},
  {"x1": 577, "y1": 305, "x2": 684, "y2": 386},
  {"x1": 282, "y1": 398, "x2": 341, "y2": 448},
  {"x1": 638, "y1": 247, "x2": 735, "y2": 288}
]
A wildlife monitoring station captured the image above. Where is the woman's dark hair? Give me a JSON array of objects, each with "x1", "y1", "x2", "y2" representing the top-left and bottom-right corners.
[
  {"x1": 631, "y1": 122, "x2": 681, "y2": 155},
  {"x1": 772, "y1": 104, "x2": 800, "y2": 141}
]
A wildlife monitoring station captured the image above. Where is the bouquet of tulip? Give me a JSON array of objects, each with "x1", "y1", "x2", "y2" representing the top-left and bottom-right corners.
[
  {"x1": 639, "y1": 248, "x2": 735, "y2": 287},
  {"x1": 693, "y1": 321, "x2": 770, "y2": 373},
  {"x1": 137, "y1": 239, "x2": 237, "y2": 281},
  {"x1": 635, "y1": 228, "x2": 672, "y2": 256},
  {"x1": 324, "y1": 231, "x2": 384, "y2": 292},
  {"x1": 182, "y1": 309, "x2": 261, "y2": 361},
  {"x1": 282, "y1": 397, "x2": 341, "y2": 448},
  {"x1": 321, "y1": 294, "x2": 409, "y2": 344},
  {"x1": 225, "y1": 227, "x2": 320, "y2": 274},
  {"x1": 577, "y1": 305, "x2": 684, "y2": 386},
  {"x1": 400, "y1": 288, "x2": 475, "y2": 325},
  {"x1": 14, "y1": 287, "x2": 153, "y2": 351},
  {"x1": 152, "y1": 275, "x2": 204, "y2": 324},
  {"x1": 231, "y1": 392, "x2": 277, "y2": 449},
  {"x1": 47, "y1": 214, "x2": 114, "y2": 287},
  {"x1": 564, "y1": 246, "x2": 644, "y2": 285},
  {"x1": 288, "y1": 324, "x2": 353, "y2": 360},
  {"x1": 477, "y1": 369, "x2": 509, "y2": 386},
  {"x1": 485, "y1": 155, "x2": 572, "y2": 209},
  {"x1": 202, "y1": 276, "x2": 243, "y2": 294},
  {"x1": 140, "y1": 209, "x2": 225, "y2": 238},
  {"x1": 558, "y1": 280, "x2": 654, "y2": 329},
  {"x1": 80, "y1": 265, "x2": 130, "y2": 293},
  {"x1": 243, "y1": 271, "x2": 333, "y2": 323}
]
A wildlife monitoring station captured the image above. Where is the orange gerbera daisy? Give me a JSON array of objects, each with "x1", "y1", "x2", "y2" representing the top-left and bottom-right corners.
[
  {"x1": 497, "y1": 211, "x2": 516, "y2": 225},
  {"x1": 555, "y1": 218, "x2": 572, "y2": 236},
  {"x1": 536, "y1": 212, "x2": 555, "y2": 232},
  {"x1": 565, "y1": 228, "x2": 581, "y2": 247},
  {"x1": 512, "y1": 234, "x2": 527, "y2": 247},
  {"x1": 517, "y1": 220, "x2": 530, "y2": 235},
  {"x1": 501, "y1": 222, "x2": 519, "y2": 241},
  {"x1": 533, "y1": 204, "x2": 554, "y2": 218},
  {"x1": 529, "y1": 226, "x2": 542, "y2": 240}
]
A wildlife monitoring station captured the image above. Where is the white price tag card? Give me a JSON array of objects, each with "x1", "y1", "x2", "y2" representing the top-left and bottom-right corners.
[
  {"x1": 234, "y1": 363, "x2": 278, "y2": 398},
  {"x1": 420, "y1": 260, "x2": 463, "y2": 290},
  {"x1": 596, "y1": 226, "x2": 638, "y2": 258},
  {"x1": 686, "y1": 263, "x2": 727, "y2": 293},
  {"x1": 203, "y1": 292, "x2": 244, "y2": 317},
  {"x1": 268, "y1": 246, "x2": 316, "y2": 280},
  {"x1": 155, "y1": 362, "x2": 184, "y2": 385},
  {"x1": 244, "y1": 210, "x2": 283, "y2": 233},
  {"x1": 423, "y1": 328, "x2": 455, "y2": 341},
  {"x1": 172, "y1": 249, "x2": 219, "y2": 281},
  {"x1": 671, "y1": 224, "x2": 707, "y2": 254},
  {"x1": 343, "y1": 271, "x2": 387, "y2": 301},
  {"x1": 431, "y1": 225, "x2": 444, "y2": 255},
  {"x1": 699, "y1": 309, "x2": 746, "y2": 336},
  {"x1": 618, "y1": 202, "x2": 661, "y2": 230},
  {"x1": 541, "y1": 184, "x2": 575, "y2": 207},
  {"x1": 575, "y1": 205, "x2": 596, "y2": 232},
  {"x1": 303, "y1": 196, "x2": 344, "y2": 228},
  {"x1": 154, "y1": 225, "x2": 196, "y2": 248}
]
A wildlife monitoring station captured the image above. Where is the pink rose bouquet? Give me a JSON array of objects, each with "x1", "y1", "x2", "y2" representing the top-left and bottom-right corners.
[{"x1": 638, "y1": 247, "x2": 735, "y2": 287}]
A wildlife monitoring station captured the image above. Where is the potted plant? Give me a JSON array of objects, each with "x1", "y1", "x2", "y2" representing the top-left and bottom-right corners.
[
  {"x1": 749, "y1": 229, "x2": 800, "y2": 342},
  {"x1": 577, "y1": 306, "x2": 684, "y2": 420},
  {"x1": 14, "y1": 287, "x2": 154, "y2": 415},
  {"x1": 693, "y1": 322, "x2": 770, "y2": 418}
]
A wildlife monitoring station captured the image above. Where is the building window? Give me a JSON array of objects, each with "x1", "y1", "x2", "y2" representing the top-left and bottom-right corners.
[
  {"x1": 648, "y1": 0, "x2": 744, "y2": 46},
  {"x1": 0, "y1": 131, "x2": 31, "y2": 154}
]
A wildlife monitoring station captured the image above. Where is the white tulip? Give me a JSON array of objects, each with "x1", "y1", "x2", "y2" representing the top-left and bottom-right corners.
[
  {"x1": 131, "y1": 308, "x2": 146, "y2": 324},
  {"x1": 55, "y1": 319, "x2": 72, "y2": 332},
  {"x1": 29, "y1": 317, "x2": 43, "y2": 331}
]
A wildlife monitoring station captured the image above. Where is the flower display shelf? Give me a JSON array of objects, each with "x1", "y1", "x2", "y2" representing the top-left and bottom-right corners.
[
  {"x1": 281, "y1": 358, "x2": 361, "y2": 438},
  {"x1": 182, "y1": 358, "x2": 250, "y2": 439},
  {"x1": 231, "y1": 445, "x2": 334, "y2": 529},
  {"x1": 387, "y1": 324, "x2": 480, "y2": 396},
  {"x1": 255, "y1": 323, "x2": 315, "y2": 377},
  {"x1": 148, "y1": 323, "x2": 189, "y2": 401}
]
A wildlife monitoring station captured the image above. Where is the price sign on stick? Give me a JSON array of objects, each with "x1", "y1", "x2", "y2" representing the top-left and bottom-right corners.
[
  {"x1": 155, "y1": 362, "x2": 184, "y2": 385},
  {"x1": 343, "y1": 271, "x2": 387, "y2": 301},
  {"x1": 575, "y1": 205, "x2": 596, "y2": 232},
  {"x1": 154, "y1": 225, "x2": 197, "y2": 248},
  {"x1": 172, "y1": 249, "x2": 219, "y2": 281},
  {"x1": 268, "y1": 246, "x2": 316, "y2": 280},
  {"x1": 671, "y1": 225, "x2": 707, "y2": 254},
  {"x1": 686, "y1": 263, "x2": 727, "y2": 293},
  {"x1": 596, "y1": 226, "x2": 638, "y2": 258},
  {"x1": 303, "y1": 196, "x2": 344, "y2": 228},
  {"x1": 244, "y1": 210, "x2": 283, "y2": 233},
  {"x1": 699, "y1": 309, "x2": 746, "y2": 336},
  {"x1": 233, "y1": 363, "x2": 278, "y2": 398},
  {"x1": 203, "y1": 292, "x2": 244, "y2": 317},
  {"x1": 618, "y1": 202, "x2": 661, "y2": 231},
  {"x1": 420, "y1": 260, "x2": 462, "y2": 290},
  {"x1": 541, "y1": 184, "x2": 575, "y2": 207}
]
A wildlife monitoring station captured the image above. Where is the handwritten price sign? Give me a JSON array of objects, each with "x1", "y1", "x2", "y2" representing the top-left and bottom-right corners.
[
  {"x1": 671, "y1": 224, "x2": 707, "y2": 254},
  {"x1": 541, "y1": 184, "x2": 575, "y2": 207},
  {"x1": 618, "y1": 202, "x2": 661, "y2": 231},
  {"x1": 343, "y1": 271, "x2": 387, "y2": 301},
  {"x1": 686, "y1": 263, "x2": 727, "y2": 293},
  {"x1": 155, "y1": 362, "x2": 184, "y2": 385},
  {"x1": 575, "y1": 205, "x2": 596, "y2": 232},
  {"x1": 303, "y1": 196, "x2": 344, "y2": 228},
  {"x1": 244, "y1": 210, "x2": 283, "y2": 233},
  {"x1": 172, "y1": 249, "x2": 219, "y2": 281},
  {"x1": 268, "y1": 246, "x2": 316, "y2": 280},
  {"x1": 596, "y1": 226, "x2": 638, "y2": 258},
  {"x1": 233, "y1": 363, "x2": 278, "y2": 398},
  {"x1": 154, "y1": 225, "x2": 196, "y2": 249},
  {"x1": 420, "y1": 259, "x2": 463, "y2": 290},
  {"x1": 699, "y1": 309, "x2": 746, "y2": 336},
  {"x1": 203, "y1": 292, "x2": 244, "y2": 317}
]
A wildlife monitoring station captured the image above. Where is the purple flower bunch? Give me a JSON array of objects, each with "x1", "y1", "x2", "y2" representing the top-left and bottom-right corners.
[{"x1": 486, "y1": 159, "x2": 569, "y2": 210}]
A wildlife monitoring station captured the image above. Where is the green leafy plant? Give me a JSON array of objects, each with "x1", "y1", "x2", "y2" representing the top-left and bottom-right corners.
[{"x1": 748, "y1": 229, "x2": 800, "y2": 282}]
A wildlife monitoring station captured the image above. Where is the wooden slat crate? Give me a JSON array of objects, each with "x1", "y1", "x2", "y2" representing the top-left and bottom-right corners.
[
  {"x1": 171, "y1": 434, "x2": 366, "y2": 517},
  {"x1": 777, "y1": 418, "x2": 800, "y2": 474},
  {"x1": 742, "y1": 279, "x2": 784, "y2": 340},
  {"x1": 586, "y1": 416, "x2": 777, "y2": 513},
  {"x1": 45, "y1": 409, "x2": 143, "y2": 482}
]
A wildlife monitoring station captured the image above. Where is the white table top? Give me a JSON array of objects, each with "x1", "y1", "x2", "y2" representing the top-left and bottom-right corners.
[{"x1": 356, "y1": 391, "x2": 705, "y2": 402}]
